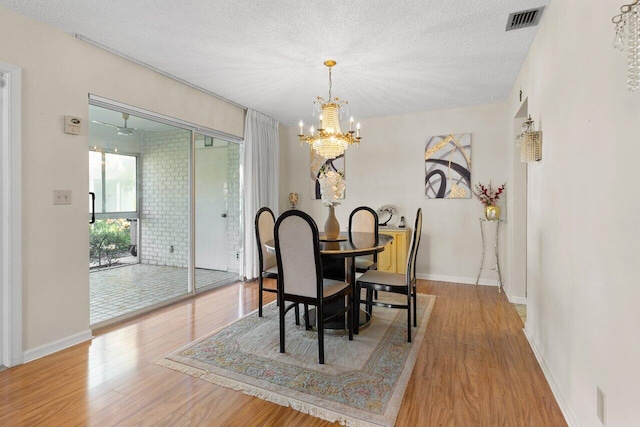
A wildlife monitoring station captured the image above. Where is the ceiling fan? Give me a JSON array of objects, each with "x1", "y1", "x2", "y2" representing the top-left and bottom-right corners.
[{"x1": 92, "y1": 112, "x2": 144, "y2": 136}]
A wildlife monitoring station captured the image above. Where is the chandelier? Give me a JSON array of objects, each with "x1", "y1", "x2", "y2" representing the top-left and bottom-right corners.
[
  {"x1": 516, "y1": 115, "x2": 542, "y2": 162},
  {"x1": 613, "y1": 0, "x2": 640, "y2": 90},
  {"x1": 298, "y1": 60, "x2": 361, "y2": 159}
]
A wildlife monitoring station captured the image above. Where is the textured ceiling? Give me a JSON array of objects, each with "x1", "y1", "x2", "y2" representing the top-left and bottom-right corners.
[{"x1": 0, "y1": 0, "x2": 548, "y2": 126}]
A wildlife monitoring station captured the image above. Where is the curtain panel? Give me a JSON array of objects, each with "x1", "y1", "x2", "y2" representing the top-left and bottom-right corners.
[{"x1": 243, "y1": 109, "x2": 279, "y2": 280}]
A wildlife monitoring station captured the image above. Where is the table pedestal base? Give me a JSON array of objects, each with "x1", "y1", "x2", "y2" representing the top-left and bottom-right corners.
[{"x1": 304, "y1": 308, "x2": 371, "y2": 335}]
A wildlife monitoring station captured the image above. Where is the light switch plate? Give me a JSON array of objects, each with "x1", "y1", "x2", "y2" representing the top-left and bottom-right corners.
[{"x1": 53, "y1": 190, "x2": 72, "y2": 205}]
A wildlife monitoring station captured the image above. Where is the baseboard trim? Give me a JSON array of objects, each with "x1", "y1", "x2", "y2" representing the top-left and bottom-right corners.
[
  {"x1": 523, "y1": 327, "x2": 581, "y2": 427},
  {"x1": 416, "y1": 273, "x2": 498, "y2": 287},
  {"x1": 23, "y1": 329, "x2": 93, "y2": 363},
  {"x1": 503, "y1": 286, "x2": 528, "y2": 305}
]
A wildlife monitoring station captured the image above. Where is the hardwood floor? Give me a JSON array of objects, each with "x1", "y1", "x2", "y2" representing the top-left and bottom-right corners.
[{"x1": 0, "y1": 280, "x2": 567, "y2": 426}]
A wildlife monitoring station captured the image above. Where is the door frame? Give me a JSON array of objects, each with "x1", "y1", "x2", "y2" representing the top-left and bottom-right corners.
[{"x1": 1, "y1": 61, "x2": 23, "y2": 367}]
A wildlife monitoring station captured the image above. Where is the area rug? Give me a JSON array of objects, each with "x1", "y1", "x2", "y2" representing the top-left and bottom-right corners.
[{"x1": 157, "y1": 293, "x2": 436, "y2": 426}]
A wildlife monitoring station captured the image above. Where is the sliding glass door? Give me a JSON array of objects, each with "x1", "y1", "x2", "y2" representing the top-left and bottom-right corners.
[{"x1": 88, "y1": 102, "x2": 242, "y2": 327}]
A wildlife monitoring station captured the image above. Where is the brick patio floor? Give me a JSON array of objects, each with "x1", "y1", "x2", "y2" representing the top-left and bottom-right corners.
[{"x1": 90, "y1": 264, "x2": 238, "y2": 325}]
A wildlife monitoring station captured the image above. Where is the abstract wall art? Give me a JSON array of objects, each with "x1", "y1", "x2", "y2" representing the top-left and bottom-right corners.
[
  {"x1": 310, "y1": 150, "x2": 345, "y2": 200},
  {"x1": 425, "y1": 133, "x2": 472, "y2": 199}
]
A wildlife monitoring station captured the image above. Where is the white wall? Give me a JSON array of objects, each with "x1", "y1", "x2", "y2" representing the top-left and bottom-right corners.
[
  {"x1": 0, "y1": 7, "x2": 245, "y2": 355},
  {"x1": 508, "y1": 1, "x2": 640, "y2": 425},
  {"x1": 280, "y1": 103, "x2": 509, "y2": 284}
]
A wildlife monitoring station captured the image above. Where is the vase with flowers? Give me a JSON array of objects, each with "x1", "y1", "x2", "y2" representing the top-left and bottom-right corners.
[
  {"x1": 473, "y1": 181, "x2": 506, "y2": 220},
  {"x1": 318, "y1": 169, "x2": 345, "y2": 239}
]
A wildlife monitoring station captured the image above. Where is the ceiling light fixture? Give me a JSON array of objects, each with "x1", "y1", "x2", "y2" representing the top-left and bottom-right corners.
[
  {"x1": 613, "y1": 0, "x2": 640, "y2": 90},
  {"x1": 298, "y1": 60, "x2": 361, "y2": 159}
]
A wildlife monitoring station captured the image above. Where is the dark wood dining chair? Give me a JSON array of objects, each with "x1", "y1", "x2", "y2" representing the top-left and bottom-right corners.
[
  {"x1": 356, "y1": 208, "x2": 422, "y2": 342},
  {"x1": 274, "y1": 210, "x2": 353, "y2": 364},
  {"x1": 253, "y1": 208, "x2": 285, "y2": 316},
  {"x1": 348, "y1": 206, "x2": 379, "y2": 273}
]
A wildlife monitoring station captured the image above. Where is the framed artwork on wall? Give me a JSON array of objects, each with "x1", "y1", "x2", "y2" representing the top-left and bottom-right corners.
[
  {"x1": 425, "y1": 133, "x2": 472, "y2": 199},
  {"x1": 310, "y1": 150, "x2": 345, "y2": 200}
]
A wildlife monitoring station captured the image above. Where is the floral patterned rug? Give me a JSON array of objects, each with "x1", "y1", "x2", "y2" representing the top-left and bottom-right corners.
[{"x1": 157, "y1": 293, "x2": 436, "y2": 426}]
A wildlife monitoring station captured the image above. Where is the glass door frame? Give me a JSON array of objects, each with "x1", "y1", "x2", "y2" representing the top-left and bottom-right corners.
[{"x1": 89, "y1": 95, "x2": 244, "y2": 297}]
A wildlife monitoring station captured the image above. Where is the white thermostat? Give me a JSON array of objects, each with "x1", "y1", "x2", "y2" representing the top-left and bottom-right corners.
[{"x1": 64, "y1": 115, "x2": 82, "y2": 135}]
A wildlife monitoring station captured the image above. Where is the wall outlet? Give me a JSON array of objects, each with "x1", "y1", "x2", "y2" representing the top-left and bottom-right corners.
[
  {"x1": 53, "y1": 190, "x2": 72, "y2": 205},
  {"x1": 597, "y1": 386, "x2": 606, "y2": 425}
]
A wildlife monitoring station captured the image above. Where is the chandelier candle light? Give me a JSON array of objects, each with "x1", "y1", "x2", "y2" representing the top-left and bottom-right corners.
[{"x1": 298, "y1": 60, "x2": 362, "y2": 159}]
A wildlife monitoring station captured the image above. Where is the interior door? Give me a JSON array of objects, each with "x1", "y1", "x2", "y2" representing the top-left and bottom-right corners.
[{"x1": 195, "y1": 136, "x2": 228, "y2": 271}]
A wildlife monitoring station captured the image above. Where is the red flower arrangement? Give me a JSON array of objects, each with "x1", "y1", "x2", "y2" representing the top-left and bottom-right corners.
[{"x1": 473, "y1": 182, "x2": 506, "y2": 207}]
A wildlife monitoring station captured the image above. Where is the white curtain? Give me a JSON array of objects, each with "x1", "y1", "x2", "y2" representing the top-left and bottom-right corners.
[{"x1": 243, "y1": 109, "x2": 279, "y2": 280}]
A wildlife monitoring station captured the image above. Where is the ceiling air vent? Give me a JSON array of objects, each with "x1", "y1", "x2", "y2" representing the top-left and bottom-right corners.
[{"x1": 506, "y1": 7, "x2": 545, "y2": 31}]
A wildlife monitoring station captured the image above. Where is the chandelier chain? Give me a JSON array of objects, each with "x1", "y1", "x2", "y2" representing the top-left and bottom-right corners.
[{"x1": 328, "y1": 65, "x2": 333, "y2": 100}]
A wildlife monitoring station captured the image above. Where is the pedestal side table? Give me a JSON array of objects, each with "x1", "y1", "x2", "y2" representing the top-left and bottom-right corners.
[{"x1": 475, "y1": 218, "x2": 503, "y2": 293}]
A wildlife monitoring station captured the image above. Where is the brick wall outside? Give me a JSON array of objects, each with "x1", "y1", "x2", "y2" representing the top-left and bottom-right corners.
[
  {"x1": 140, "y1": 129, "x2": 190, "y2": 267},
  {"x1": 140, "y1": 131, "x2": 242, "y2": 273}
]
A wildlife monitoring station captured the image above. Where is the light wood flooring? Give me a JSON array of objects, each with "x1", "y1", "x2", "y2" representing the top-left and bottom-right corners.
[{"x1": 0, "y1": 280, "x2": 567, "y2": 426}]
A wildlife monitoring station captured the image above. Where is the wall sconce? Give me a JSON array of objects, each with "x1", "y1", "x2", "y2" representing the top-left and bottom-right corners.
[{"x1": 517, "y1": 115, "x2": 542, "y2": 162}]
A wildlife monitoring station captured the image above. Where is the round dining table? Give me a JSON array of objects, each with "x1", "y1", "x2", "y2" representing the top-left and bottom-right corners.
[{"x1": 265, "y1": 232, "x2": 393, "y2": 333}]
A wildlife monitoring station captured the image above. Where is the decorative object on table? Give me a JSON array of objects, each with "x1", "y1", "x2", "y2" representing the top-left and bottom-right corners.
[
  {"x1": 377, "y1": 204, "x2": 397, "y2": 226},
  {"x1": 156, "y1": 294, "x2": 436, "y2": 427},
  {"x1": 399, "y1": 216, "x2": 406, "y2": 228},
  {"x1": 318, "y1": 169, "x2": 345, "y2": 240},
  {"x1": 613, "y1": 1, "x2": 640, "y2": 91},
  {"x1": 516, "y1": 115, "x2": 542, "y2": 162},
  {"x1": 425, "y1": 133, "x2": 472, "y2": 199},
  {"x1": 310, "y1": 150, "x2": 344, "y2": 200},
  {"x1": 288, "y1": 192, "x2": 299, "y2": 209},
  {"x1": 298, "y1": 60, "x2": 362, "y2": 160},
  {"x1": 473, "y1": 181, "x2": 506, "y2": 220}
]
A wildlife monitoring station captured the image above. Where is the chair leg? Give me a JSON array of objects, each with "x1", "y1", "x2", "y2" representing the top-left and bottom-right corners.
[
  {"x1": 413, "y1": 286, "x2": 418, "y2": 327},
  {"x1": 294, "y1": 303, "x2": 300, "y2": 325},
  {"x1": 318, "y1": 306, "x2": 325, "y2": 364},
  {"x1": 279, "y1": 297, "x2": 286, "y2": 353},
  {"x1": 304, "y1": 304, "x2": 311, "y2": 330},
  {"x1": 354, "y1": 284, "x2": 361, "y2": 334},
  {"x1": 366, "y1": 288, "x2": 374, "y2": 318},
  {"x1": 407, "y1": 293, "x2": 412, "y2": 343},
  {"x1": 258, "y1": 276, "x2": 264, "y2": 317},
  {"x1": 348, "y1": 292, "x2": 354, "y2": 341}
]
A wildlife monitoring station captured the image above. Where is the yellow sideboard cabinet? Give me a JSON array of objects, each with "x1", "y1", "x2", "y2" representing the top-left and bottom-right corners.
[{"x1": 378, "y1": 227, "x2": 412, "y2": 273}]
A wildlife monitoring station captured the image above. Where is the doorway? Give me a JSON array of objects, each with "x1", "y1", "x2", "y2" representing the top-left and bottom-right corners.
[
  {"x1": 88, "y1": 102, "x2": 242, "y2": 327},
  {"x1": 194, "y1": 134, "x2": 242, "y2": 289},
  {"x1": 507, "y1": 100, "x2": 529, "y2": 304}
]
